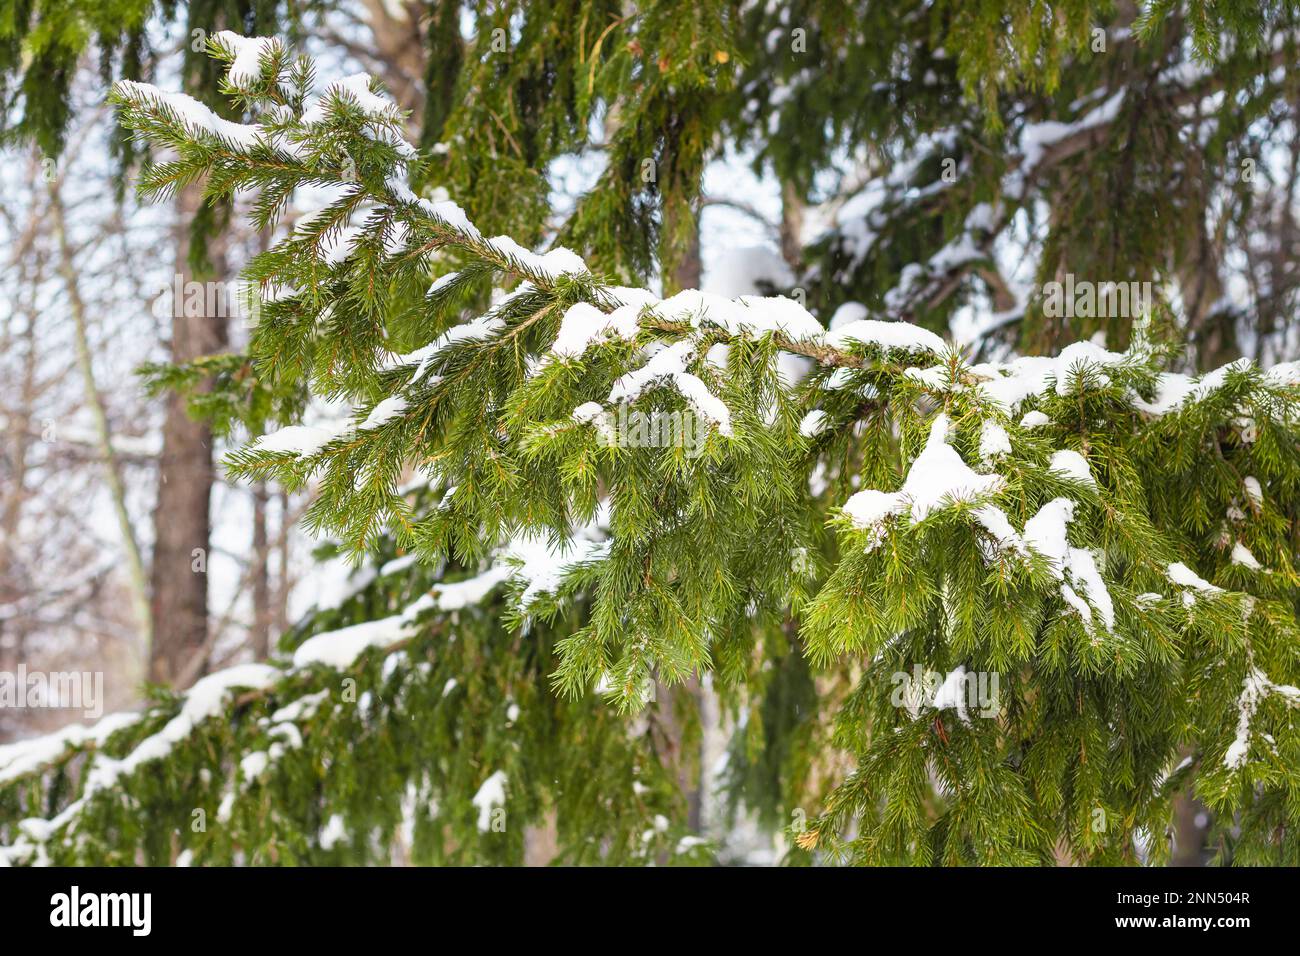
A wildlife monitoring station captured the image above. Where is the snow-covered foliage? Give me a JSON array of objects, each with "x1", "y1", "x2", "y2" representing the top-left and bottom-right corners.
[{"x1": 4, "y1": 20, "x2": 1300, "y2": 869}]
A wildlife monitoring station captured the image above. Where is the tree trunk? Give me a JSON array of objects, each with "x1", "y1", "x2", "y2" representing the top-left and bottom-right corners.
[
  {"x1": 779, "y1": 180, "x2": 805, "y2": 272},
  {"x1": 661, "y1": 198, "x2": 702, "y2": 294},
  {"x1": 148, "y1": 182, "x2": 228, "y2": 688},
  {"x1": 251, "y1": 483, "x2": 271, "y2": 660},
  {"x1": 50, "y1": 183, "x2": 153, "y2": 672}
]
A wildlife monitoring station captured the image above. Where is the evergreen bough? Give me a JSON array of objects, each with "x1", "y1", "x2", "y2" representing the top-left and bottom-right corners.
[{"x1": 3, "y1": 27, "x2": 1299, "y2": 866}]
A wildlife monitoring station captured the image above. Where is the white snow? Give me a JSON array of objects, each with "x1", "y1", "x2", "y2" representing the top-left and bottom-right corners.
[
  {"x1": 1167, "y1": 562, "x2": 1222, "y2": 595},
  {"x1": 842, "y1": 489, "x2": 904, "y2": 530},
  {"x1": 389, "y1": 315, "x2": 505, "y2": 384},
  {"x1": 1007, "y1": 90, "x2": 1126, "y2": 198},
  {"x1": 84, "y1": 665, "x2": 278, "y2": 794},
  {"x1": 932, "y1": 666, "x2": 969, "y2": 719},
  {"x1": 1068, "y1": 547, "x2": 1114, "y2": 633},
  {"x1": 974, "y1": 342, "x2": 1129, "y2": 410},
  {"x1": 1131, "y1": 360, "x2": 1251, "y2": 416},
  {"x1": 1019, "y1": 410, "x2": 1051, "y2": 429},
  {"x1": 904, "y1": 365, "x2": 949, "y2": 390},
  {"x1": 799, "y1": 409, "x2": 829, "y2": 438},
  {"x1": 293, "y1": 615, "x2": 410, "y2": 669},
  {"x1": 1243, "y1": 477, "x2": 1263, "y2": 508},
  {"x1": 826, "y1": 318, "x2": 946, "y2": 355},
  {"x1": 358, "y1": 395, "x2": 408, "y2": 431},
  {"x1": 550, "y1": 301, "x2": 643, "y2": 359},
  {"x1": 1264, "y1": 360, "x2": 1300, "y2": 388},
  {"x1": 607, "y1": 340, "x2": 732, "y2": 435},
  {"x1": 981, "y1": 496, "x2": 1113, "y2": 633},
  {"x1": 302, "y1": 73, "x2": 402, "y2": 125},
  {"x1": 114, "y1": 80, "x2": 266, "y2": 152},
  {"x1": 421, "y1": 566, "x2": 512, "y2": 611},
  {"x1": 842, "y1": 414, "x2": 1002, "y2": 530},
  {"x1": 0, "y1": 712, "x2": 140, "y2": 787},
  {"x1": 504, "y1": 533, "x2": 610, "y2": 610},
  {"x1": 1049, "y1": 449, "x2": 1096, "y2": 487},
  {"x1": 973, "y1": 504, "x2": 1027, "y2": 556},
  {"x1": 647, "y1": 290, "x2": 823, "y2": 341},
  {"x1": 829, "y1": 302, "x2": 868, "y2": 329},
  {"x1": 979, "y1": 421, "x2": 1011, "y2": 461},
  {"x1": 239, "y1": 751, "x2": 270, "y2": 781},
  {"x1": 428, "y1": 272, "x2": 459, "y2": 296},
  {"x1": 319, "y1": 814, "x2": 348, "y2": 849},
  {"x1": 1022, "y1": 498, "x2": 1076, "y2": 575},
  {"x1": 250, "y1": 423, "x2": 345, "y2": 457},
  {"x1": 1225, "y1": 669, "x2": 1300, "y2": 770},
  {"x1": 471, "y1": 770, "x2": 508, "y2": 831},
  {"x1": 215, "y1": 32, "x2": 279, "y2": 88},
  {"x1": 485, "y1": 235, "x2": 590, "y2": 282},
  {"x1": 1231, "y1": 542, "x2": 1262, "y2": 570}
]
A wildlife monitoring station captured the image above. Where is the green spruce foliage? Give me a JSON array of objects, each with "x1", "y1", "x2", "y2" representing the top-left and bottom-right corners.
[{"x1": 2, "y1": 6, "x2": 1299, "y2": 866}]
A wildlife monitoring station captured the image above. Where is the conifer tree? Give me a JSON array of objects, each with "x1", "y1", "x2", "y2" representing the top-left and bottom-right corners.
[{"x1": 3, "y1": 5, "x2": 1299, "y2": 866}]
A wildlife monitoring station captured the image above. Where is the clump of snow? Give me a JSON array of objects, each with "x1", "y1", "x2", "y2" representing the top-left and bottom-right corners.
[
  {"x1": 980, "y1": 496, "x2": 1114, "y2": 635},
  {"x1": 504, "y1": 533, "x2": 610, "y2": 610},
  {"x1": 842, "y1": 414, "x2": 1002, "y2": 533},
  {"x1": 979, "y1": 421, "x2": 1011, "y2": 461},
  {"x1": 1231, "y1": 542, "x2": 1262, "y2": 571},
  {"x1": 0, "y1": 712, "x2": 140, "y2": 787},
  {"x1": 1243, "y1": 477, "x2": 1263, "y2": 508},
  {"x1": 114, "y1": 80, "x2": 266, "y2": 152},
  {"x1": 649, "y1": 290, "x2": 824, "y2": 341},
  {"x1": 215, "y1": 32, "x2": 280, "y2": 89},
  {"x1": 550, "y1": 301, "x2": 643, "y2": 359},
  {"x1": 1264, "y1": 360, "x2": 1299, "y2": 387},
  {"x1": 420, "y1": 566, "x2": 512, "y2": 613},
  {"x1": 1167, "y1": 562, "x2": 1221, "y2": 594},
  {"x1": 1049, "y1": 449, "x2": 1096, "y2": 487},
  {"x1": 1006, "y1": 90, "x2": 1126, "y2": 198},
  {"x1": 1022, "y1": 497, "x2": 1075, "y2": 574},
  {"x1": 486, "y1": 235, "x2": 590, "y2": 282},
  {"x1": 389, "y1": 315, "x2": 505, "y2": 384},
  {"x1": 973, "y1": 504, "x2": 1027, "y2": 557},
  {"x1": 239, "y1": 751, "x2": 270, "y2": 781},
  {"x1": 1020, "y1": 410, "x2": 1051, "y2": 429},
  {"x1": 250, "y1": 423, "x2": 347, "y2": 457},
  {"x1": 302, "y1": 73, "x2": 402, "y2": 125},
  {"x1": 358, "y1": 395, "x2": 408, "y2": 431},
  {"x1": 1131, "y1": 359, "x2": 1251, "y2": 416},
  {"x1": 428, "y1": 272, "x2": 459, "y2": 296},
  {"x1": 1067, "y1": 547, "x2": 1114, "y2": 633},
  {"x1": 84, "y1": 665, "x2": 278, "y2": 795},
  {"x1": 829, "y1": 302, "x2": 869, "y2": 329},
  {"x1": 973, "y1": 341, "x2": 1130, "y2": 410},
  {"x1": 292, "y1": 616, "x2": 409, "y2": 670},
  {"x1": 933, "y1": 666, "x2": 971, "y2": 721},
  {"x1": 826, "y1": 319, "x2": 946, "y2": 355},
  {"x1": 607, "y1": 340, "x2": 732, "y2": 436},
  {"x1": 319, "y1": 814, "x2": 348, "y2": 850},
  {"x1": 1167, "y1": 562, "x2": 1223, "y2": 607},
  {"x1": 1225, "y1": 669, "x2": 1300, "y2": 770},
  {"x1": 904, "y1": 365, "x2": 949, "y2": 390},
  {"x1": 799, "y1": 409, "x2": 829, "y2": 438},
  {"x1": 471, "y1": 770, "x2": 508, "y2": 831}
]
